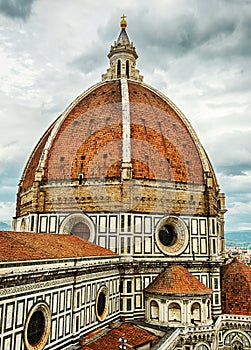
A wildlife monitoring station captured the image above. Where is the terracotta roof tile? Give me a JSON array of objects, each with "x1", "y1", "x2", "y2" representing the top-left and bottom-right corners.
[
  {"x1": 21, "y1": 80, "x2": 210, "y2": 187},
  {"x1": 145, "y1": 265, "x2": 212, "y2": 295},
  {"x1": 221, "y1": 259, "x2": 251, "y2": 315},
  {"x1": 0, "y1": 231, "x2": 116, "y2": 262},
  {"x1": 44, "y1": 80, "x2": 122, "y2": 181},
  {"x1": 81, "y1": 323, "x2": 159, "y2": 350},
  {"x1": 129, "y1": 81, "x2": 204, "y2": 184}
]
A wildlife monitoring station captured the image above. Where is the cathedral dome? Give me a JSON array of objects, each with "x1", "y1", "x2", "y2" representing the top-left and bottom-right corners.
[
  {"x1": 21, "y1": 79, "x2": 213, "y2": 188},
  {"x1": 17, "y1": 77, "x2": 219, "y2": 216},
  {"x1": 16, "y1": 18, "x2": 223, "y2": 223}
]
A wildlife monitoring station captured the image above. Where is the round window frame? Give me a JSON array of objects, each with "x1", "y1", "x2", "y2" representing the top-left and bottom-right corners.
[
  {"x1": 24, "y1": 302, "x2": 51, "y2": 350},
  {"x1": 59, "y1": 213, "x2": 95, "y2": 242},
  {"x1": 155, "y1": 216, "x2": 188, "y2": 256},
  {"x1": 95, "y1": 286, "x2": 109, "y2": 322}
]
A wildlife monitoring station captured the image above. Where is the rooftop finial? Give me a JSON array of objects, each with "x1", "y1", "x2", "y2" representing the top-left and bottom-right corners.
[
  {"x1": 120, "y1": 14, "x2": 127, "y2": 29},
  {"x1": 101, "y1": 15, "x2": 143, "y2": 82}
]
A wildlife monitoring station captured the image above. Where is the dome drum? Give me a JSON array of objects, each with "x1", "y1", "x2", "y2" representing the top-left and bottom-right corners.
[{"x1": 17, "y1": 178, "x2": 208, "y2": 218}]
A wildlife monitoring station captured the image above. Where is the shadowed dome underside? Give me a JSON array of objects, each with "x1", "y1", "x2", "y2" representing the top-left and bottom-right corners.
[{"x1": 21, "y1": 123, "x2": 56, "y2": 190}]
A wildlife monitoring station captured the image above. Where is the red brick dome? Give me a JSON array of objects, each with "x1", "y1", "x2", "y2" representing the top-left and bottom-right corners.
[
  {"x1": 15, "y1": 20, "x2": 225, "y2": 232},
  {"x1": 222, "y1": 259, "x2": 251, "y2": 315},
  {"x1": 20, "y1": 79, "x2": 216, "y2": 191},
  {"x1": 145, "y1": 265, "x2": 212, "y2": 296}
]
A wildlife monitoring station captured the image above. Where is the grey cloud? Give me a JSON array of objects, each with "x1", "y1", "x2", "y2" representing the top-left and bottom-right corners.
[
  {"x1": 217, "y1": 171, "x2": 251, "y2": 207},
  {"x1": 228, "y1": 193, "x2": 251, "y2": 205},
  {"x1": 225, "y1": 214, "x2": 251, "y2": 232},
  {"x1": 70, "y1": 44, "x2": 107, "y2": 73},
  {"x1": 92, "y1": 10, "x2": 234, "y2": 71},
  {"x1": 211, "y1": 130, "x2": 251, "y2": 159},
  {"x1": 218, "y1": 165, "x2": 251, "y2": 177},
  {"x1": 122, "y1": 2, "x2": 251, "y2": 70},
  {"x1": 0, "y1": 162, "x2": 21, "y2": 202},
  {"x1": 0, "y1": 185, "x2": 18, "y2": 202},
  {"x1": 0, "y1": 158, "x2": 23, "y2": 179},
  {"x1": 0, "y1": 0, "x2": 36, "y2": 20}
]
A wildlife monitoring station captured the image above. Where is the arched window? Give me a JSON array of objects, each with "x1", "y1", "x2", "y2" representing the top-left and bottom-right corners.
[
  {"x1": 224, "y1": 332, "x2": 250, "y2": 349},
  {"x1": 168, "y1": 302, "x2": 181, "y2": 323},
  {"x1": 117, "y1": 60, "x2": 121, "y2": 78},
  {"x1": 71, "y1": 222, "x2": 90, "y2": 241},
  {"x1": 126, "y1": 60, "x2": 129, "y2": 78},
  {"x1": 232, "y1": 341, "x2": 243, "y2": 350},
  {"x1": 150, "y1": 300, "x2": 159, "y2": 321},
  {"x1": 191, "y1": 302, "x2": 201, "y2": 323}
]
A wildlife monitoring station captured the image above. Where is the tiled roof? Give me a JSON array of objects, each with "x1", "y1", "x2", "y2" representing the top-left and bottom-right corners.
[
  {"x1": 129, "y1": 82, "x2": 204, "y2": 184},
  {"x1": 221, "y1": 259, "x2": 251, "y2": 315},
  {"x1": 117, "y1": 28, "x2": 130, "y2": 44},
  {"x1": 0, "y1": 231, "x2": 116, "y2": 262},
  {"x1": 145, "y1": 265, "x2": 212, "y2": 295},
  {"x1": 21, "y1": 79, "x2": 209, "y2": 187},
  {"x1": 81, "y1": 323, "x2": 159, "y2": 350}
]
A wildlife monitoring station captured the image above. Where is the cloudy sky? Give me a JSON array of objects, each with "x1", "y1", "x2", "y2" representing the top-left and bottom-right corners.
[{"x1": 0, "y1": 0, "x2": 250, "y2": 233}]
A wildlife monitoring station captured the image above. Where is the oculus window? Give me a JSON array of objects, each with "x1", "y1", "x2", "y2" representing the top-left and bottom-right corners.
[
  {"x1": 24, "y1": 302, "x2": 51, "y2": 350},
  {"x1": 71, "y1": 222, "x2": 90, "y2": 240},
  {"x1": 59, "y1": 213, "x2": 95, "y2": 242},
  {"x1": 95, "y1": 286, "x2": 109, "y2": 322},
  {"x1": 155, "y1": 216, "x2": 188, "y2": 256}
]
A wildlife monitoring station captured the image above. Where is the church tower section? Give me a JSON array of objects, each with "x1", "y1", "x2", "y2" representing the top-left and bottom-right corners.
[{"x1": 102, "y1": 15, "x2": 143, "y2": 82}]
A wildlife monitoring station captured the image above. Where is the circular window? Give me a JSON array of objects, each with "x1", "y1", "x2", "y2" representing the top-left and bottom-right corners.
[
  {"x1": 159, "y1": 225, "x2": 177, "y2": 246},
  {"x1": 24, "y1": 303, "x2": 51, "y2": 350},
  {"x1": 27, "y1": 310, "x2": 45, "y2": 345},
  {"x1": 71, "y1": 222, "x2": 90, "y2": 241},
  {"x1": 155, "y1": 216, "x2": 188, "y2": 256},
  {"x1": 59, "y1": 213, "x2": 95, "y2": 242},
  {"x1": 95, "y1": 286, "x2": 109, "y2": 322}
]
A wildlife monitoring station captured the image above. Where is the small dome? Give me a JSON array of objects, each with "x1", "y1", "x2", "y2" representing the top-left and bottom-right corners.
[
  {"x1": 222, "y1": 259, "x2": 251, "y2": 315},
  {"x1": 145, "y1": 265, "x2": 212, "y2": 296}
]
